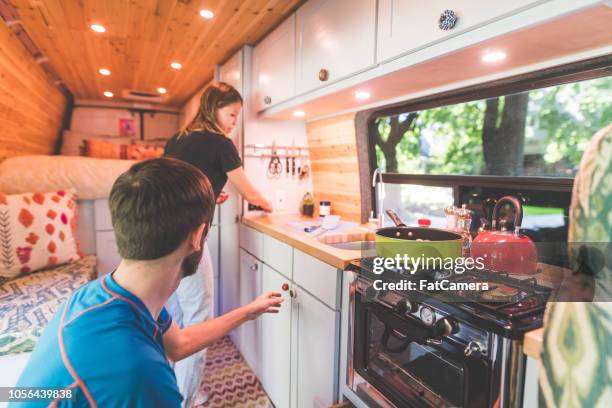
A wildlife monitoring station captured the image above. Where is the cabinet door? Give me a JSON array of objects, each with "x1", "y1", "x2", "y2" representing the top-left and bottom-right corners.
[
  {"x1": 252, "y1": 13, "x2": 296, "y2": 111},
  {"x1": 293, "y1": 286, "x2": 339, "y2": 408},
  {"x1": 377, "y1": 0, "x2": 546, "y2": 63},
  {"x1": 207, "y1": 225, "x2": 219, "y2": 316},
  {"x1": 296, "y1": 0, "x2": 376, "y2": 94},
  {"x1": 238, "y1": 249, "x2": 262, "y2": 376},
  {"x1": 260, "y1": 264, "x2": 292, "y2": 408}
]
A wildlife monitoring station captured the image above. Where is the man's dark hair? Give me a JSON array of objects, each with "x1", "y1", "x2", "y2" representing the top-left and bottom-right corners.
[{"x1": 109, "y1": 157, "x2": 215, "y2": 260}]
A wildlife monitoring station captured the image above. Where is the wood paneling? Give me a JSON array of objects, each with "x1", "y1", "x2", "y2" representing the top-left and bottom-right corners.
[
  {"x1": 0, "y1": 21, "x2": 66, "y2": 161},
  {"x1": 305, "y1": 113, "x2": 361, "y2": 221},
  {"x1": 9, "y1": 0, "x2": 302, "y2": 106}
]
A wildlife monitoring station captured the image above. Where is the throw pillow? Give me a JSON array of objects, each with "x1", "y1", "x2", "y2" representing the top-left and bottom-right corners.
[{"x1": 0, "y1": 189, "x2": 80, "y2": 278}]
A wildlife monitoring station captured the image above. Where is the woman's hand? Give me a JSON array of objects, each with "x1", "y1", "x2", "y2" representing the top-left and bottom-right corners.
[
  {"x1": 244, "y1": 292, "x2": 283, "y2": 320},
  {"x1": 216, "y1": 191, "x2": 229, "y2": 204},
  {"x1": 257, "y1": 199, "x2": 273, "y2": 213}
]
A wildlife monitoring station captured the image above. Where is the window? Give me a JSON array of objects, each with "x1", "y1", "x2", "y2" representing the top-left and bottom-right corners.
[{"x1": 371, "y1": 75, "x2": 611, "y2": 177}]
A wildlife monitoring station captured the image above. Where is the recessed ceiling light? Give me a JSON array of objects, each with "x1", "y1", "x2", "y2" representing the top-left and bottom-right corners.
[
  {"x1": 157, "y1": 87, "x2": 167, "y2": 94},
  {"x1": 90, "y1": 24, "x2": 106, "y2": 33},
  {"x1": 293, "y1": 111, "x2": 305, "y2": 118},
  {"x1": 199, "y1": 9, "x2": 214, "y2": 19},
  {"x1": 482, "y1": 50, "x2": 507, "y2": 63},
  {"x1": 103, "y1": 91, "x2": 114, "y2": 98},
  {"x1": 98, "y1": 68, "x2": 111, "y2": 76},
  {"x1": 170, "y1": 62, "x2": 182, "y2": 70},
  {"x1": 355, "y1": 90, "x2": 371, "y2": 100}
]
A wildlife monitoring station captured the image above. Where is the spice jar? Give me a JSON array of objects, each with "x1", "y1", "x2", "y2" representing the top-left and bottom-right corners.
[
  {"x1": 319, "y1": 201, "x2": 331, "y2": 217},
  {"x1": 444, "y1": 205, "x2": 459, "y2": 231}
]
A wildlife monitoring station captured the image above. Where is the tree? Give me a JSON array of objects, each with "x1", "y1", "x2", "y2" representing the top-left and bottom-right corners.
[
  {"x1": 482, "y1": 93, "x2": 529, "y2": 175},
  {"x1": 375, "y1": 113, "x2": 417, "y2": 172}
]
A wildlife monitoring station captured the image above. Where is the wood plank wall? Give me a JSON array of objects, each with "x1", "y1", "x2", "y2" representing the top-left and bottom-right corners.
[
  {"x1": 0, "y1": 22, "x2": 66, "y2": 161},
  {"x1": 306, "y1": 113, "x2": 362, "y2": 221}
]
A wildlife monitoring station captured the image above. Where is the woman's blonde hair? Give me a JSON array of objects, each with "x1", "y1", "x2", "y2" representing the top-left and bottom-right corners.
[{"x1": 179, "y1": 81, "x2": 243, "y2": 137}]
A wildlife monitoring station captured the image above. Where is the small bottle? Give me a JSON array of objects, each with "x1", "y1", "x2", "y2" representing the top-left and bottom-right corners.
[
  {"x1": 444, "y1": 205, "x2": 459, "y2": 231},
  {"x1": 319, "y1": 201, "x2": 331, "y2": 217},
  {"x1": 457, "y1": 204, "x2": 472, "y2": 258}
]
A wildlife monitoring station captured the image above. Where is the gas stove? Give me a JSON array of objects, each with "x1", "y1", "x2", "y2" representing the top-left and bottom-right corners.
[
  {"x1": 350, "y1": 257, "x2": 551, "y2": 339},
  {"x1": 346, "y1": 257, "x2": 552, "y2": 408}
]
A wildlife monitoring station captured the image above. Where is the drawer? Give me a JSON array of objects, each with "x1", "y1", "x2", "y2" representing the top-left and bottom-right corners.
[
  {"x1": 293, "y1": 249, "x2": 341, "y2": 309},
  {"x1": 262, "y1": 234, "x2": 293, "y2": 279},
  {"x1": 94, "y1": 199, "x2": 113, "y2": 231},
  {"x1": 95, "y1": 230, "x2": 121, "y2": 276},
  {"x1": 239, "y1": 224, "x2": 263, "y2": 260}
]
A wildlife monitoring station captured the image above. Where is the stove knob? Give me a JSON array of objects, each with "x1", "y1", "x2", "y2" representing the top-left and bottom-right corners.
[
  {"x1": 365, "y1": 285, "x2": 379, "y2": 301},
  {"x1": 464, "y1": 341, "x2": 487, "y2": 357},
  {"x1": 432, "y1": 317, "x2": 456, "y2": 338},
  {"x1": 395, "y1": 299, "x2": 418, "y2": 315}
]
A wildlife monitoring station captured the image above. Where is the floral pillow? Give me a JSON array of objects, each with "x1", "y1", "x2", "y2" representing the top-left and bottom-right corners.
[{"x1": 0, "y1": 189, "x2": 80, "y2": 278}]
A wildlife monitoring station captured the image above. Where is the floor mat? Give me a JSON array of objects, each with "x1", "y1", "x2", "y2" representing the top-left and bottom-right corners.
[{"x1": 196, "y1": 336, "x2": 272, "y2": 408}]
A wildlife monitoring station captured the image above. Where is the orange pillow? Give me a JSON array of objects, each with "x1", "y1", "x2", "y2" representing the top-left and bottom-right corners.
[
  {"x1": 0, "y1": 189, "x2": 80, "y2": 278},
  {"x1": 83, "y1": 138, "x2": 128, "y2": 159}
]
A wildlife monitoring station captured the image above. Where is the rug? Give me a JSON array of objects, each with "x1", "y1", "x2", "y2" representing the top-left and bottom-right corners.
[{"x1": 196, "y1": 336, "x2": 272, "y2": 408}]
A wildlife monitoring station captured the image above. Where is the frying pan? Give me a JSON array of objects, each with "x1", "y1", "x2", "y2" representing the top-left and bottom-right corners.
[{"x1": 374, "y1": 209, "x2": 463, "y2": 261}]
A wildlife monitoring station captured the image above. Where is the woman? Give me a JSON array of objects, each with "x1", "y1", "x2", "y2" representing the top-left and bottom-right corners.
[{"x1": 164, "y1": 81, "x2": 272, "y2": 407}]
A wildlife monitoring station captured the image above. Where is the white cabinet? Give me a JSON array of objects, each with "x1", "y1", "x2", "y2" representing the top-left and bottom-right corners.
[
  {"x1": 263, "y1": 234, "x2": 293, "y2": 279},
  {"x1": 377, "y1": 0, "x2": 547, "y2": 63},
  {"x1": 293, "y1": 285, "x2": 339, "y2": 408},
  {"x1": 239, "y1": 224, "x2": 263, "y2": 259},
  {"x1": 293, "y1": 249, "x2": 340, "y2": 309},
  {"x1": 295, "y1": 0, "x2": 376, "y2": 94},
  {"x1": 252, "y1": 13, "x2": 296, "y2": 112},
  {"x1": 238, "y1": 249, "x2": 263, "y2": 376},
  {"x1": 260, "y1": 264, "x2": 292, "y2": 408}
]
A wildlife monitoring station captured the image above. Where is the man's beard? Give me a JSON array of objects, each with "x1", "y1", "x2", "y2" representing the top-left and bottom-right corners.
[{"x1": 181, "y1": 247, "x2": 203, "y2": 278}]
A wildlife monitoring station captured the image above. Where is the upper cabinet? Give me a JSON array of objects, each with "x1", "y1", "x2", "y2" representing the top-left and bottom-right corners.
[
  {"x1": 377, "y1": 0, "x2": 548, "y2": 63},
  {"x1": 252, "y1": 14, "x2": 296, "y2": 112},
  {"x1": 295, "y1": 0, "x2": 376, "y2": 95}
]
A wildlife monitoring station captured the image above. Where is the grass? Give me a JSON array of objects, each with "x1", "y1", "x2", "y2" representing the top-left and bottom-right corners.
[{"x1": 523, "y1": 205, "x2": 564, "y2": 216}]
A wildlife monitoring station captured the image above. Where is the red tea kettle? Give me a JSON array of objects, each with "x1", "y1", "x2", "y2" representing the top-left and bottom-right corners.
[{"x1": 471, "y1": 196, "x2": 538, "y2": 275}]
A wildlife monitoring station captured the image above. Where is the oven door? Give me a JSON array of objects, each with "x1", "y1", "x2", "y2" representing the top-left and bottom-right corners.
[{"x1": 352, "y1": 291, "x2": 491, "y2": 408}]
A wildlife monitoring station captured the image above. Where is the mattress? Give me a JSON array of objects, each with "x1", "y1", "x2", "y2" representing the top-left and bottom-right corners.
[{"x1": 0, "y1": 255, "x2": 97, "y2": 357}]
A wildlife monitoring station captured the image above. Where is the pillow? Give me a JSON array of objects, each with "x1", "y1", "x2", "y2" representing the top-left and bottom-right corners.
[
  {"x1": 0, "y1": 189, "x2": 80, "y2": 278},
  {"x1": 83, "y1": 138, "x2": 129, "y2": 159},
  {"x1": 127, "y1": 144, "x2": 165, "y2": 160},
  {"x1": 61, "y1": 131, "x2": 131, "y2": 157}
]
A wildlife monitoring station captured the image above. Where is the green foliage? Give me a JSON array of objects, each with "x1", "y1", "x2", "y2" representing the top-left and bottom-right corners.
[{"x1": 373, "y1": 76, "x2": 612, "y2": 176}]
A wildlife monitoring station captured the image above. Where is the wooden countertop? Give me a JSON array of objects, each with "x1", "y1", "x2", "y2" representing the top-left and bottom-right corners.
[
  {"x1": 241, "y1": 213, "x2": 372, "y2": 269},
  {"x1": 524, "y1": 328, "x2": 543, "y2": 359}
]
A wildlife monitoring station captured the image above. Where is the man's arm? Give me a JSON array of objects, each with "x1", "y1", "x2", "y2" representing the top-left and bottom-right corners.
[{"x1": 163, "y1": 291, "x2": 282, "y2": 362}]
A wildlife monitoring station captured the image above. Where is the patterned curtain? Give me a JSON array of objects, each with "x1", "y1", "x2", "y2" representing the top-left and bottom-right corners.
[{"x1": 538, "y1": 125, "x2": 612, "y2": 407}]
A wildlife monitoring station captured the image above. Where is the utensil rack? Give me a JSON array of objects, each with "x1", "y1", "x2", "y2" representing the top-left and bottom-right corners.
[{"x1": 244, "y1": 143, "x2": 309, "y2": 158}]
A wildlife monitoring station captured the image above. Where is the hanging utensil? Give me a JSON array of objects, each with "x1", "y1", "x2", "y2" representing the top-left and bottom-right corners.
[{"x1": 267, "y1": 142, "x2": 282, "y2": 178}]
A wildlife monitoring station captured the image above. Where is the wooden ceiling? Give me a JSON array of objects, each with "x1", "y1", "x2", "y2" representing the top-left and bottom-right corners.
[{"x1": 8, "y1": 0, "x2": 303, "y2": 106}]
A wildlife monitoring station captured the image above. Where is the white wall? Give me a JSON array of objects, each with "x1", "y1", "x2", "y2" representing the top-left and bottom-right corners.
[{"x1": 71, "y1": 101, "x2": 179, "y2": 140}]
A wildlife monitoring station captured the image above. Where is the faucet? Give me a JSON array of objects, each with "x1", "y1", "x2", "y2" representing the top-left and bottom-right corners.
[{"x1": 371, "y1": 167, "x2": 385, "y2": 228}]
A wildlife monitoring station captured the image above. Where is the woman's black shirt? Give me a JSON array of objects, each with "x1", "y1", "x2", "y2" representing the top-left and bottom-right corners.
[{"x1": 164, "y1": 130, "x2": 242, "y2": 198}]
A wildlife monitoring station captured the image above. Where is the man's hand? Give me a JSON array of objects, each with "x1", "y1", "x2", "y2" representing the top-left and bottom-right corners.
[
  {"x1": 216, "y1": 191, "x2": 229, "y2": 204},
  {"x1": 244, "y1": 292, "x2": 283, "y2": 320}
]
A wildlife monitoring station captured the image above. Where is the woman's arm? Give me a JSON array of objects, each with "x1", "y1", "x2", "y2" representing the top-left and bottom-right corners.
[{"x1": 227, "y1": 167, "x2": 273, "y2": 212}]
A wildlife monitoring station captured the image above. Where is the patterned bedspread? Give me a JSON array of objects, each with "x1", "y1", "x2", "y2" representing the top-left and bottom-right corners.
[{"x1": 0, "y1": 256, "x2": 96, "y2": 356}]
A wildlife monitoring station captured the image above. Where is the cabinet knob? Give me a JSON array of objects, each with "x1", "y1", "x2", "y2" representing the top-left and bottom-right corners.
[
  {"x1": 318, "y1": 68, "x2": 329, "y2": 82},
  {"x1": 250, "y1": 263, "x2": 258, "y2": 271},
  {"x1": 438, "y1": 9, "x2": 458, "y2": 31},
  {"x1": 282, "y1": 283, "x2": 290, "y2": 291},
  {"x1": 264, "y1": 96, "x2": 272, "y2": 104},
  {"x1": 289, "y1": 289, "x2": 297, "y2": 298}
]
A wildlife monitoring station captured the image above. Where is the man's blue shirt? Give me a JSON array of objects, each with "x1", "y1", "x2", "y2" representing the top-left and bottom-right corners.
[{"x1": 11, "y1": 273, "x2": 182, "y2": 407}]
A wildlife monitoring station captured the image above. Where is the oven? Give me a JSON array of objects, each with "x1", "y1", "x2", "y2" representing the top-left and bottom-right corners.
[{"x1": 347, "y1": 273, "x2": 527, "y2": 408}]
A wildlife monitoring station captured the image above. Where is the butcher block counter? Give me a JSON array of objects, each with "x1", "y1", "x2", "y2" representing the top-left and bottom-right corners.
[
  {"x1": 524, "y1": 328, "x2": 543, "y2": 359},
  {"x1": 241, "y1": 213, "x2": 372, "y2": 270}
]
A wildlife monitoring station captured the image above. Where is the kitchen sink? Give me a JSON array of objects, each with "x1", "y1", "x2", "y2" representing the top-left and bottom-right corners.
[{"x1": 324, "y1": 240, "x2": 377, "y2": 251}]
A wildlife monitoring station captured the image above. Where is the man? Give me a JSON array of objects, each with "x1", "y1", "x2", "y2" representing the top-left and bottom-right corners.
[{"x1": 11, "y1": 158, "x2": 283, "y2": 407}]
